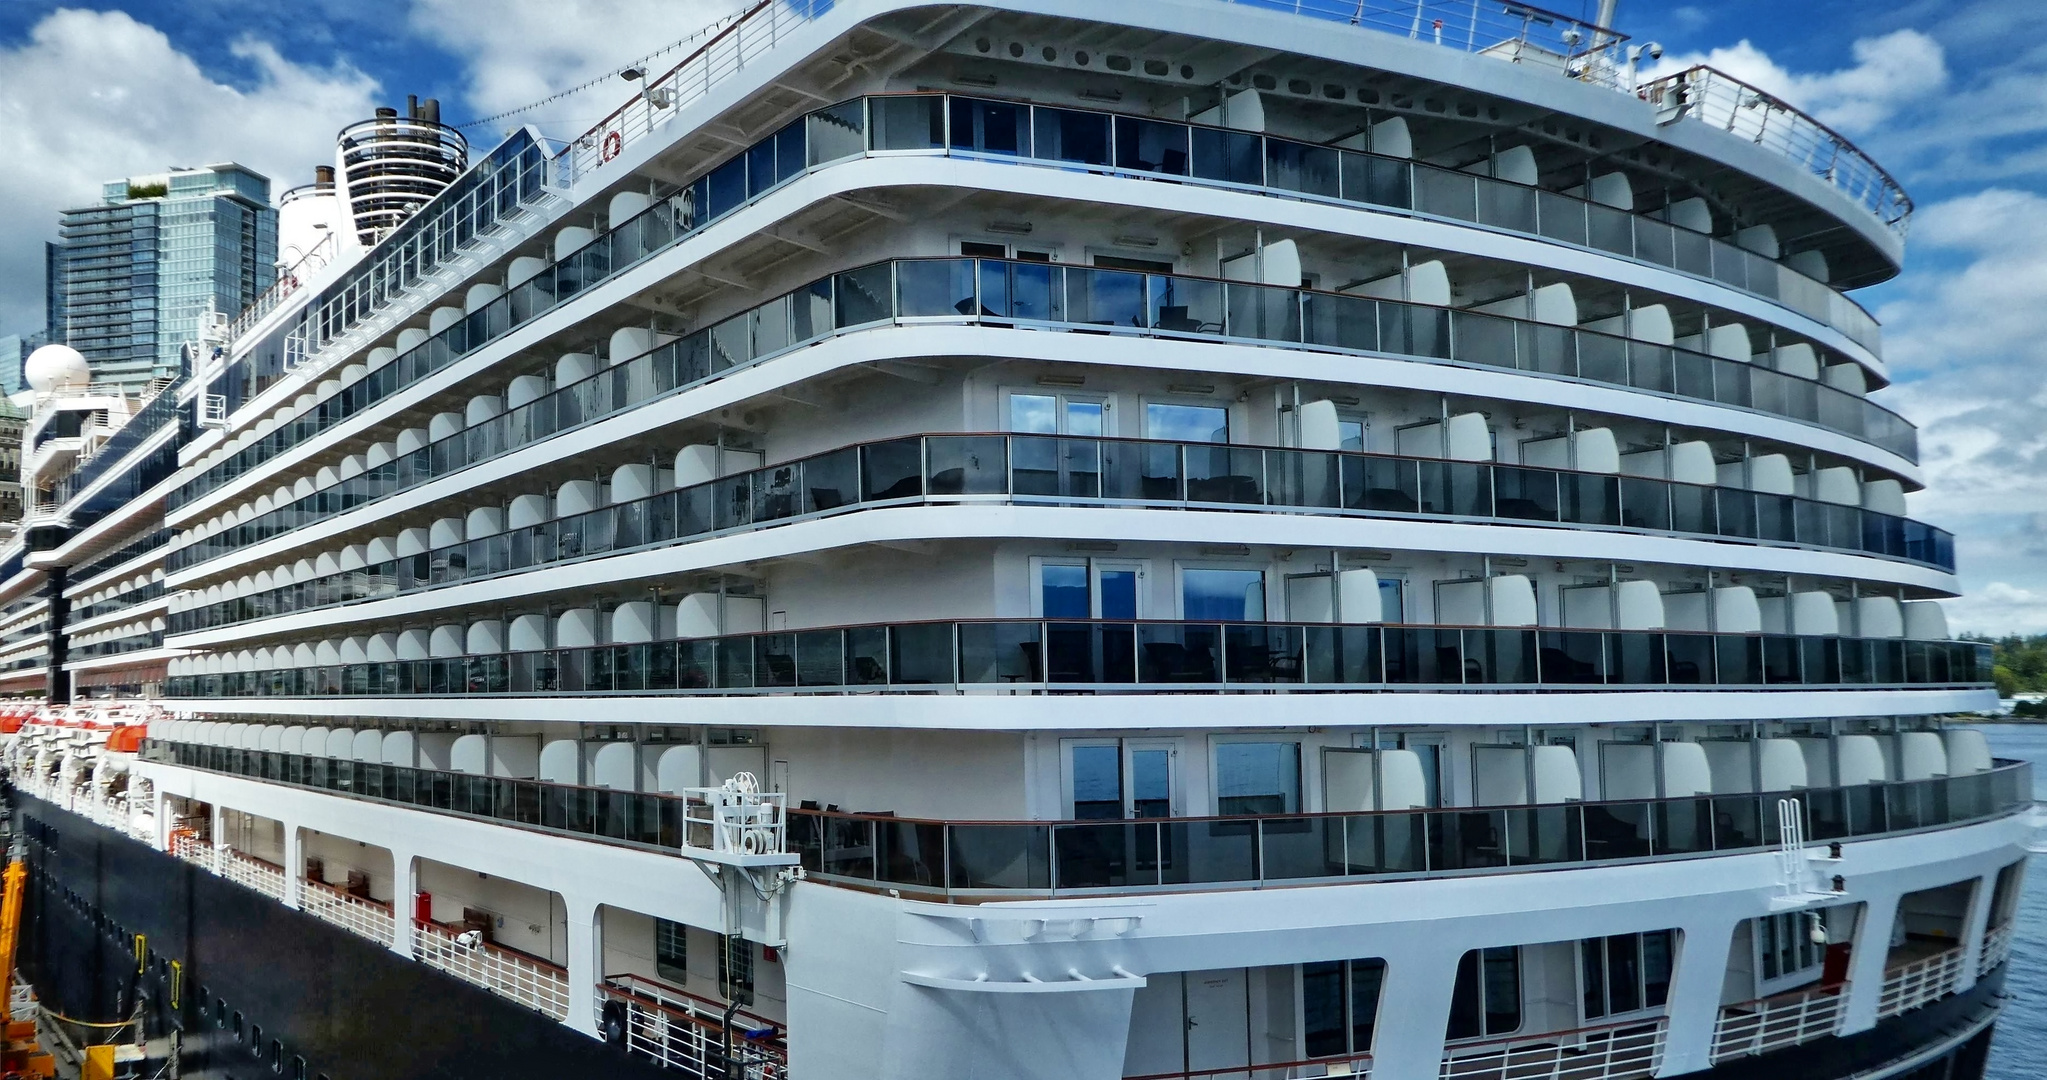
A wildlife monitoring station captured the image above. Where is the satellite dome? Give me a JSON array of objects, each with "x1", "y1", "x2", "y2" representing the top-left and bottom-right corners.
[{"x1": 24, "y1": 344, "x2": 90, "y2": 393}]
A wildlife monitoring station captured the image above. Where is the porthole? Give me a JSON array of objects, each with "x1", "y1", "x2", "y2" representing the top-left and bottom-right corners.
[
  {"x1": 1042, "y1": 46, "x2": 1056, "y2": 61},
  {"x1": 232, "y1": 1011, "x2": 244, "y2": 1043},
  {"x1": 1324, "y1": 84, "x2": 1345, "y2": 99},
  {"x1": 271, "y1": 1039, "x2": 283, "y2": 1071},
  {"x1": 1074, "y1": 50, "x2": 1089, "y2": 65},
  {"x1": 1106, "y1": 54, "x2": 1131, "y2": 71},
  {"x1": 250, "y1": 1025, "x2": 263, "y2": 1055},
  {"x1": 1252, "y1": 74, "x2": 1276, "y2": 90},
  {"x1": 1145, "y1": 59, "x2": 1168, "y2": 76},
  {"x1": 1009, "y1": 42, "x2": 1024, "y2": 58},
  {"x1": 974, "y1": 36, "x2": 990, "y2": 53},
  {"x1": 1181, "y1": 64, "x2": 1195, "y2": 79}
]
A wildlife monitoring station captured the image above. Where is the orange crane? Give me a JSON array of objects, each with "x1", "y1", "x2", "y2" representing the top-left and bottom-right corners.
[{"x1": 0, "y1": 859, "x2": 54, "y2": 1078}]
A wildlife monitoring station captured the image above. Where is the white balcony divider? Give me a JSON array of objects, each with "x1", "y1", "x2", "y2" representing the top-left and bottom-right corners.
[
  {"x1": 1981, "y1": 922, "x2": 2016, "y2": 973},
  {"x1": 301, "y1": 877, "x2": 397, "y2": 946},
  {"x1": 598, "y1": 974, "x2": 788, "y2": 1078},
  {"x1": 1711, "y1": 985, "x2": 1846, "y2": 1062},
  {"x1": 1875, "y1": 943, "x2": 1966, "y2": 1020},
  {"x1": 1440, "y1": 1018, "x2": 1664, "y2": 1080},
  {"x1": 413, "y1": 919, "x2": 570, "y2": 1021}
]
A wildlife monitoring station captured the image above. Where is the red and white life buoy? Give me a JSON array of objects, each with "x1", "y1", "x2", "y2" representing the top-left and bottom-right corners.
[{"x1": 601, "y1": 130, "x2": 624, "y2": 162}]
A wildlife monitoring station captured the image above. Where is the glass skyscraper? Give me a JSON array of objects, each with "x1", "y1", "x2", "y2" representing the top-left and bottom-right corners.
[{"x1": 46, "y1": 164, "x2": 276, "y2": 390}]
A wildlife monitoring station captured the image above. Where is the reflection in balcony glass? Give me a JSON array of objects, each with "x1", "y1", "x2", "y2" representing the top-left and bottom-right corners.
[
  {"x1": 1182, "y1": 568, "x2": 1266, "y2": 622},
  {"x1": 1216, "y1": 742, "x2": 1300, "y2": 815}
]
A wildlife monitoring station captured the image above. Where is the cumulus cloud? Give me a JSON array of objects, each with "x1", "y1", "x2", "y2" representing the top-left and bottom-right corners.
[
  {"x1": 408, "y1": 0, "x2": 745, "y2": 126},
  {"x1": 1943, "y1": 583, "x2": 2047, "y2": 637},
  {"x1": 0, "y1": 8, "x2": 379, "y2": 332},
  {"x1": 1644, "y1": 29, "x2": 1948, "y2": 133}
]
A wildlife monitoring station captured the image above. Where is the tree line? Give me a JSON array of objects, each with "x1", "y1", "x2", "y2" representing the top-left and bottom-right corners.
[{"x1": 1963, "y1": 633, "x2": 2047, "y2": 712}]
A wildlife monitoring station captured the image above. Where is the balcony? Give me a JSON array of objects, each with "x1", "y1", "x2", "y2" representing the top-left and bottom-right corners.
[
  {"x1": 599, "y1": 973, "x2": 787, "y2": 1079},
  {"x1": 178, "y1": 89, "x2": 1906, "y2": 516},
  {"x1": 136, "y1": 741, "x2": 2031, "y2": 901},
  {"x1": 167, "y1": 433, "x2": 1957, "y2": 640},
  {"x1": 162, "y1": 616, "x2": 1993, "y2": 703},
  {"x1": 170, "y1": 255, "x2": 1920, "y2": 578},
  {"x1": 1709, "y1": 938, "x2": 1972, "y2": 1063},
  {"x1": 171, "y1": 830, "x2": 286, "y2": 901},
  {"x1": 1440, "y1": 1017, "x2": 1663, "y2": 1080},
  {"x1": 413, "y1": 918, "x2": 571, "y2": 1022},
  {"x1": 301, "y1": 876, "x2": 396, "y2": 945}
]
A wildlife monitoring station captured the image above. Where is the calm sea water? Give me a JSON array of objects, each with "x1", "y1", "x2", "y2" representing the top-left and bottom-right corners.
[{"x1": 1981, "y1": 725, "x2": 2046, "y2": 1080}]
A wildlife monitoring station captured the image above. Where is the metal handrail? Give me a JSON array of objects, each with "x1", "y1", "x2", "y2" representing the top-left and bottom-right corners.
[
  {"x1": 138, "y1": 742, "x2": 2031, "y2": 902},
  {"x1": 1638, "y1": 66, "x2": 1911, "y2": 233},
  {"x1": 1875, "y1": 942, "x2": 1965, "y2": 1019},
  {"x1": 166, "y1": 430, "x2": 1957, "y2": 637},
  {"x1": 301, "y1": 877, "x2": 396, "y2": 944},
  {"x1": 1440, "y1": 1016, "x2": 1663, "y2": 1080},
  {"x1": 1711, "y1": 981, "x2": 1846, "y2": 1061},
  {"x1": 413, "y1": 918, "x2": 571, "y2": 1020}
]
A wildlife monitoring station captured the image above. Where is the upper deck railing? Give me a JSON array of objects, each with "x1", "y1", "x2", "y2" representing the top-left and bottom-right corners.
[
  {"x1": 1639, "y1": 66, "x2": 1913, "y2": 235},
  {"x1": 562, "y1": 2, "x2": 1905, "y2": 241},
  {"x1": 136, "y1": 741, "x2": 2030, "y2": 900}
]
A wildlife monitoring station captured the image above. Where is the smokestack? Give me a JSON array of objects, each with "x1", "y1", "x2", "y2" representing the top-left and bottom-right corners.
[
  {"x1": 423, "y1": 98, "x2": 441, "y2": 125},
  {"x1": 375, "y1": 106, "x2": 397, "y2": 119},
  {"x1": 314, "y1": 165, "x2": 334, "y2": 187},
  {"x1": 407, "y1": 93, "x2": 420, "y2": 119}
]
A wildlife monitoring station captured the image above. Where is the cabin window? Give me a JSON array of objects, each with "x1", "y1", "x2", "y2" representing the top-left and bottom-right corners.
[
  {"x1": 1583, "y1": 930, "x2": 1676, "y2": 1019},
  {"x1": 719, "y1": 934, "x2": 754, "y2": 1004},
  {"x1": 1757, "y1": 912, "x2": 1823, "y2": 986},
  {"x1": 1447, "y1": 947, "x2": 1521, "y2": 1039},
  {"x1": 1303, "y1": 957, "x2": 1386, "y2": 1057},
  {"x1": 1212, "y1": 740, "x2": 1299, "y2": 815},
  {"x1": 655, "y1": 918, "x2": 689, "y2": 984}
]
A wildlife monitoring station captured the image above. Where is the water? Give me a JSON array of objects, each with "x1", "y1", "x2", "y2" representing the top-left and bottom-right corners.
[{"x1": 1983, "y1": 725, "x2": 2047, "y2": 1080}]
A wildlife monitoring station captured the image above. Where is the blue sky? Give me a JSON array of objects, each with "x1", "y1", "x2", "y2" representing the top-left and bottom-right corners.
[{"x1": 0, "y1": 0, "x2": 2040, "y2": 632}]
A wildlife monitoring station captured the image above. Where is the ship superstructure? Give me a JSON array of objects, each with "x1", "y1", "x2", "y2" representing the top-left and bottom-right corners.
[{"x1": 0, "y1": 3, "x2": 2036, "y2": 1079}]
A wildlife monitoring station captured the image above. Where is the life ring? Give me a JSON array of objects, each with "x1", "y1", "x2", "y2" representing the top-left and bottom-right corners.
[{"x1": 601, "y1": 131, "x2": 624, "y2": 162}]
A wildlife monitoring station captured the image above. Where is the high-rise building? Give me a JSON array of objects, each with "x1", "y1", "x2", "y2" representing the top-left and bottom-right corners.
[
  {"x1": 0, "y1": 396, "x2": 24, "y2": 527},
  {"x1": 0, "y1": 332, "x2": 38, "y2": 398},
  {"x1": 45, "y1": 164, "x2": 276, "y2": 391}
]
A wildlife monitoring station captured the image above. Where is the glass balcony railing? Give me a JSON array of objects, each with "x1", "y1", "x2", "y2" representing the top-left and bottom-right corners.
[
  {"x1": 163, "y1": 617, "x2": 1994, "y2": 700},
  {"x1": 69, "y1": 632, "x2": 164, "y2": 660},
  {"x1": 73, "y1": 581, "x2": 166, "y2": 622},
  {"x1": 167, "y1": 432, "x2": 1955, "y2": 637},
  {"x1": 137, "y1": 740, "x2": 2028, "y2": 899},
  {"x1": 168, "y1": 255, "x2": 1921, "y2": 577},
  {"x1": 174, "y1": 92, "x2": 1897, "y2": 515}
]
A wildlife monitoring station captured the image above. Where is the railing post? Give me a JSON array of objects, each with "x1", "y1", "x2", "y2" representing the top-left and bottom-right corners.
[{"x1": 1655, "y1": 914, "x2": 1741, "y2": 1076}]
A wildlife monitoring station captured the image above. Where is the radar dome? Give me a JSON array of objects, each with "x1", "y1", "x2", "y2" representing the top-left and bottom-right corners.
[{"x1": 24, "y1": 344, "x2": 90, "y2": 393}]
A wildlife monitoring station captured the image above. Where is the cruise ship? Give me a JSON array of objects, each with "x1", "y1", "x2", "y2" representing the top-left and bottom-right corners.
[{"x1": 1, "y1": 2, "x2": 2036, "y2": 1078}]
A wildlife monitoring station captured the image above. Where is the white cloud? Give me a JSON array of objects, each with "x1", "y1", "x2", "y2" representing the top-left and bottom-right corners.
[
  {"x1": 1644, "y1": 29, "x2": 1948, "y2": 133},
  {"x1": 408, "y1": 0, "x2": 745, "y2": 127},
  {"x1": 0, "y1": 8, "x2": 379, "y2": 332},
  {"x1": 1943, "y1": 583, "x2": 2047, "y2": 637},
  {"x1": 1872, "y1": 188, "x2": 2047, "y2": 636}
]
